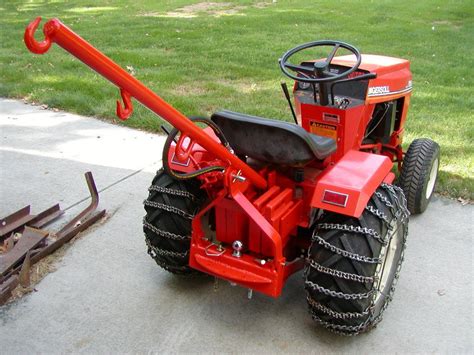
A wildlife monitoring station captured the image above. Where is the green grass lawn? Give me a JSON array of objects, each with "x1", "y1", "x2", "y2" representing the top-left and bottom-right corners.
[{"x1": 1, "y1": 0, "x2": 473, "y2": 199}]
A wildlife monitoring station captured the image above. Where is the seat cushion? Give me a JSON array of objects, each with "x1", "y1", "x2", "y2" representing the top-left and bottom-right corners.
[{"x1": 211, "y1": 110, "x2": 336, "y2": 166}]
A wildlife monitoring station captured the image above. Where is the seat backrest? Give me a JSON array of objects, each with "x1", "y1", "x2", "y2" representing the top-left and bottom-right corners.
[{"x1": 211, "y1": 110, "x2": 336, "y2": 166}]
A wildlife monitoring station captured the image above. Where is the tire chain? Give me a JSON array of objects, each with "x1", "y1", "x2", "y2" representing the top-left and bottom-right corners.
[
  {"x1": 365, "y1": 205, "x2": 391, "y2": 227},
  {"x1": 143, "y1": 218, "x2": 190, "y2": 241},
  {"x1": 307, "y1": 184, "x2": 409, "y2": 335},
  {"x1": 145, "y1": 237, "x2": 189, "y2": 258},
  {"x1": 354, "y1": 241, "x2": 407, "y2": 337},
  {"x1": 363, "y1": 185, "x2": 408, "y2": 334},
  {"x1": 143, "y1": 200, "x2": 195, "y2": 219},
  {"x1": 382, "y1": 183, "x2": 410, "y2": 222},
  {"x1": 309, "y1": 260, "x2": 375, "y2": 283},
  {"x1": 307, "y1": 296, "x2": 369, "y2": 319},
  {"x1": 310, "y1": 315, "x2": 372, "y2": 335},
  {"x1": 305, "y1": 280, "x2": 375, "y2": 300},
  {"x1": 312, "y1": 235, "x2": 381, "y2": 264},
  {"x1": 375, "y1": 190, "x2": 394, "y2": 208},
  {"x1": 143, "y1": 183, "x2": 198, "y2": 274},
  {"x1": 148, "y1": 184, "x2": 197, "y2": 201},
  {"x1": 317, "y1": 223, "x2": 388, "y2": 245},
  {"x1": 149, "y1": 253, "x2": 191, "y2": 274}
]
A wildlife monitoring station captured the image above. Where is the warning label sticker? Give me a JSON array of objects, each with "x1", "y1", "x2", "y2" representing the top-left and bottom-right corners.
[{"x1": 310, "y1": 121, "x2": 337, "y2": 140}]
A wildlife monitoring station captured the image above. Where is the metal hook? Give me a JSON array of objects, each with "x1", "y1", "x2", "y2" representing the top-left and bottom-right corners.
[
  {"x1": 24, "y1": 17, "x2": 52, "y2": 54},
  {"x1": 116, "y1": 88, "x2": 133, "y2": 120}
]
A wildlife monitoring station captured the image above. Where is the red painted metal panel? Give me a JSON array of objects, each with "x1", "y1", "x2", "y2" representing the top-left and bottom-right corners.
[
  {"x1": 248, "y1": 220, "x2": 263, "y2": 255},
  {"x1": 264, "y1": 188, "x2": 292, "y2": 219},
  {"x1": 194, "y1": 254, "x2": 272, "y2": 284},
  {"x1": 311, "y1": 150, "x2": 392, "y2": 217},
  {"x1": 253, "y1": 186, "x2": 280, "y2": 211},
  {"x1": 280, "y1": 200, "x2": 303, "y2": 245},
  {"x1": 215, "y1": 198, "x2": 248, "y2": 245},
  {"x1": 300, "y1": 103, "x2": 368, "y2": 162},
  {"x1": 331, "y1": 54, "x2": 410, "y2": 78},
  {"x1": 190, "y1": 245, "x2": 284, "y2": 297},
  {"x1": 232, "y1": 191, "x2": 283, "y2": 261}
]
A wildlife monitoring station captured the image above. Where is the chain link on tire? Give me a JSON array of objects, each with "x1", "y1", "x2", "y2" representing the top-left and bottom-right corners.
[
  {"x1": 143, "y1": 169, "x2": 205, "y2": 275},
  {"x1": 305, "y1": 183, "x2": 409, "y2": 335}
]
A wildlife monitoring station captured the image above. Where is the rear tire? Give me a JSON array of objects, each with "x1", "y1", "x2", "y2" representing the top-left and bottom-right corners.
[
  {"x1": 305, "y1": 184, "x2": 409, "y2": 335},
  {"x1": 143, "y1": 169, "x2": 205, "y2": 275},
  {"x1": 398, "y1": 138, "x2": 440, "y2": 214}
]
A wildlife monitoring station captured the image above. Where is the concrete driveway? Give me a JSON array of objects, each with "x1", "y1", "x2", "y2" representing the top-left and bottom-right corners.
[{"x1": 0, "y1": 98, "x2": 472, "y2": 353}]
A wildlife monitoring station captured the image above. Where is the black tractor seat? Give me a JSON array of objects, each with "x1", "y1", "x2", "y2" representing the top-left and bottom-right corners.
[{"x1": 211, "y1": 110, "x2": 336, "y2": 167}]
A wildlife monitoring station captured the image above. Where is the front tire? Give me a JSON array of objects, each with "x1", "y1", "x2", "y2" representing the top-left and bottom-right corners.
[
  {"x1": 143, "y1": 169, "x2": 205, "y2": 275},
  {"x1": 305, "y1": 184, "x2": 409, "y2": 335},
  {"x1": 398, "y1": 138, "x2": 440, "y2": 214}
]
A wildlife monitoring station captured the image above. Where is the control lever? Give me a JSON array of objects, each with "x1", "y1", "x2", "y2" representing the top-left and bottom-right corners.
[{"x1": 280, "y1": 82, "x2": 298, "y2": 125}]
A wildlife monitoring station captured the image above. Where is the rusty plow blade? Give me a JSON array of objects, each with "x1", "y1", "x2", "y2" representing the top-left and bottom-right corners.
[
  {"x1": 0, "y1": 172, "x2": 106, "y2": 305},
  {"x1": 0, "y1": 204, "x2": 63, "y2": 241}
]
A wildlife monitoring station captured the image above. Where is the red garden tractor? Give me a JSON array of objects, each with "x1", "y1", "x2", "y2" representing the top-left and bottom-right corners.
[{"x1": 24, "y1": 18, "x2": 440, "y2": 335}]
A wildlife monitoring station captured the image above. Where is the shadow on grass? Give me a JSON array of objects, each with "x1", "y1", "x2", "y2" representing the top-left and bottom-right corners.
[{"x1": 437, "y1": 170, "x2": 473, "y2": 199}]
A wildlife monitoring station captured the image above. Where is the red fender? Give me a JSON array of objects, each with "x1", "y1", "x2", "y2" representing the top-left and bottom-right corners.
[{"x1": 311, "y1": 150, "x2": 394, "y2": 218}]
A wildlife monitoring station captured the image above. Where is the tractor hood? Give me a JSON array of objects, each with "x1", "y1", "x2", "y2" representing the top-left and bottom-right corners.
[{"x1": 332, "y1": 54, "x2": 412, "y2": 101}]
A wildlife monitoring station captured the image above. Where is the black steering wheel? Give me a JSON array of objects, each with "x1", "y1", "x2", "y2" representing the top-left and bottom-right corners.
[{"x1": 279, "y1": 40, "x2": 361, "y2": 83}]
